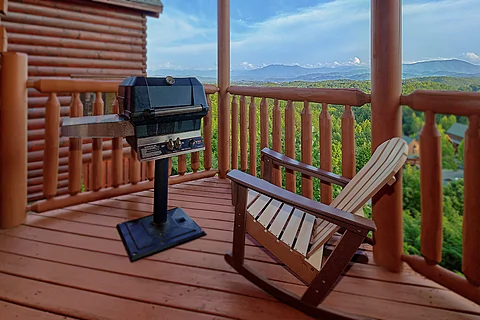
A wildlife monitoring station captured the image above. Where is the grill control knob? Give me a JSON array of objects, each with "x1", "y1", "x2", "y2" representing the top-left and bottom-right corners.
[
  {"x1": 174, "y1": 137, "x2": 181, "y2": 149},
  {"x1": 167, "y1": 139, "x2": 174, "y2": 150},
  {"x1": 189, "y1": 139, "x2": 195, "y2": 147}
]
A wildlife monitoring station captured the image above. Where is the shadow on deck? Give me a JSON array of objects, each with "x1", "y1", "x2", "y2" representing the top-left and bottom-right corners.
[{"x1": 0, "y1": 177, "x2": 478, "y2": 319}]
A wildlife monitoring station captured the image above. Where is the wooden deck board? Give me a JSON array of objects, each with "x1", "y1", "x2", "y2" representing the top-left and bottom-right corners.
[{"x1": 1, "y1": 176, "x2": 479, "y2": 320}]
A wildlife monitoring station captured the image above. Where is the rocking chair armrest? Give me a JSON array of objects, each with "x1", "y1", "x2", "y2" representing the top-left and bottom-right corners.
[
  {"x1": 227, "y1": 169, "x2": 376, "y2": 234},
  {"x1": 261, "y1": 148, "x2": 351, "y2": 187}
]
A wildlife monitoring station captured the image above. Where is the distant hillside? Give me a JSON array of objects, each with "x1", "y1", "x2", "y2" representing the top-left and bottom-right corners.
[{"x1": 149, "y1": 59, "x2": 480, "y2": 83}]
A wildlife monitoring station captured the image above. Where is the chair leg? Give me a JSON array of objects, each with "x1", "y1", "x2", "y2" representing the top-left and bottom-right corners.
[
  {"x1": 302, "y1": 230, "x2": 366, "y2": 306},
  {"x1": 224, "y1": 253, "x2": 365, "y2": 320}
]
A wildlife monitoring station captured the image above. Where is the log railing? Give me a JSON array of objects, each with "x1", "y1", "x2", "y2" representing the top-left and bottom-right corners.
[
  {"x1": 401, "y1": 90, "x2": 480, "y2": 305},
  {"x1": 24, "y1": 78, "x2": 218, "y2": 213},
  {"x1": 227, "y1": 86, "x2": 371, "y2": 203}
]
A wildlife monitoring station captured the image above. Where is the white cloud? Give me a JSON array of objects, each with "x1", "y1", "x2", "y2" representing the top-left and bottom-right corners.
[
  {"x1": 240, "y1": 62, "x2": 255, "y2": 70},
  {"x1": 146, "y1": 0, "x2": 480, "y2": 70},
  {"x1": 463, "y1": 52, "x2": 480, "y2": 62}
]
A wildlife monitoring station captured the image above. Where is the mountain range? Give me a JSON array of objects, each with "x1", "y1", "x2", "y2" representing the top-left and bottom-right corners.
[{"x1": 148, "y1": 59, "x2": 480, "y2": 83}]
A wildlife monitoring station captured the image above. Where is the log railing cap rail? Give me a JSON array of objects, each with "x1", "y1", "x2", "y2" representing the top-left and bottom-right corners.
[
  {"x1": 401, "y1": 90, "x2": 480, "y2": 117},
  {"x1": 27, "y1": 78, "x2": 122, "y2": 93},
  {"x1": 204, "y1": 84, "x2": 219, "y2": 94},
  {"x1": 227, "y1": 86, "x2": 370, "y2": 106},
  {"x1": 27, "y1": 79, "x2": 219, "y2": 94}
]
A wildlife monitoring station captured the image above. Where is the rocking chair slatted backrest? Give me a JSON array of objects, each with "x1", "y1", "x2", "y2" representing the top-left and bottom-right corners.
[{"x1": 307, "y1": 138, "x2": 408, "y2": 257}]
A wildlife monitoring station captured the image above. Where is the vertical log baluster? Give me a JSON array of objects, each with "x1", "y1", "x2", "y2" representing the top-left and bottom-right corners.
[
  {"x1": 231, "y1": 95, "x2": 239, "y2": 170},
  {"x1": 123, "y1": 158, "x2": 129, "y2": 184},
  {"x1": 103, "y1": 161, "x2": 108, "y2": 188},
  {"x1": 111, "y1": 97, "x2": 123, "y2": 187},
  {"x1": 320, "y1": 103, "x2": 332, "y2": 204},
  {"x1": 272, "y1": 99, "x2": 282, "y2": 186},
  {"x1": 68, "y1": 93, "x2": 83, "y2": 195},
  {"x1": 168, "y1": 158, "x2": 173, "y2": 176},
  {"x1": 92, "y1": 92, "x2": 104, "y2": 191},
  {"x1": 178, "y1": 155, "x2": 187, "y2": 176},
  {"x1": 191, "y1": 152, "x2": 200, "y2": 173},
  {"x1": 147, "y1": 161, "x2": 155, "y2": 180},
  {"x1": 43, "y1": 92, "x2": 60, "y2": 198},
  {"x1": 83, "y1": 163, "x2": 89, "y2": 191},
  {"x1": 249, "y1": 96, "x2": 257, "y2": 177},
  {"x1": 240, "y1": 95, "x2": 248, "y2": 172},
  {"x1": 130, "y1": 149, "x2": 141, "y2": 184},
  {"x1": 204, "y1": 94, "x2": 212, "y2": 171},
  {"x1": 260, "y1": 97, "x2": 268, "y2": 178},
  {"x1": 419, "y1": 111, "x2": 443, "y2": 265},
  {"x1": 463, "y1": 115, "x2": 480, "y2": 286},
  {"x1": 285, "y1": 100, "x2": 296, "y2": 192},
  {"x1": 341, "y1": 105, "x2": 356, "y2": 179},
  {"x1": 301, "y1": 101, "x2": 313, "y2": 199}
]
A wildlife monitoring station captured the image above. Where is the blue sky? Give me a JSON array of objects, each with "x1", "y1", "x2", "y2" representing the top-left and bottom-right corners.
[{"x1": 146, "y1": 0, "x2": 480, "y2": 71}]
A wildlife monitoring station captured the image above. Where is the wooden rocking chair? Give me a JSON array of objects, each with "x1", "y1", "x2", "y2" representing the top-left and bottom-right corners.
[{"x1": 225, "y1": 138, "x2": 408, "y2": 319}]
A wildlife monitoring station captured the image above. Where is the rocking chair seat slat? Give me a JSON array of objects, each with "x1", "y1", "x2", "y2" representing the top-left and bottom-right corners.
[
  {"x1": 269, "y1": 204, "x2": 293, "y2": 237},
  {"x1": 257, "y1": 199, "x2": 282, "y2": 227},
  {"x1": 247, "y1": 190, "x2": 259, "y2": 207},
  {"x1": 280, "y1": 208, "x2": 305, "y2": 247},
  {"x1": 248, "y1": 194, "x2": 271, "y2": 219},
  {"x1": 294, "y1": 212, "x2": 316, "y2": 255}
]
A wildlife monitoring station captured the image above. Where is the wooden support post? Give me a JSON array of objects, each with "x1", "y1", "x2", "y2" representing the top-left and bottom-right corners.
[
  {"x1": 371, "y1": 0, "x2": 404, "y2": 272},
  {"x1": 0, "y1": 52, "x2": 28, "y2": 229},
  {"x1": 217, "y1": 0, "x2": 230, "y2": 178}
]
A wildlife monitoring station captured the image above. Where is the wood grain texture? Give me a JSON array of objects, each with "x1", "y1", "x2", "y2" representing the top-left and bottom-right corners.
[
  {"x1": 285, "y1": 100, "x2": 296, "y2": 192},
  {"x1": 341, "y1": 105, "x2": 356, "y2": 179},
  {"x1": 228, "y1": 86, "x2": 370, "y2": 106},
  {"x1": 42, "y1": 93, "x2": 60, "y2": 198},
  {"x1": 1, "y1": 177, "x2": 479, "y2": 319},
  {"x1": 68, "y1": 93, "x2": 83, "y2": 195},
  {"x1": 204, "y1": 94, "x2": 213, "y2": 171},
  {"x1": 249, "y1": 96, "x2": 257, "y2": 176},
  {"x1": 301, "y1": 101, "x2": 313, "y2": 198},
  {"x1": 320, "y1": 103, "x2": 333, "y2": 204},
  {"x1": 419, "y1": 111, "x2": 443, "y2": 264},
  {"x1": 231, "y1": 95, "x2": 239, "y2": 170},
  {"x1": 240, "y1": 96, "x2": 248, "y2": 172},
  {"x1": 463, "y1": 115, "x2": 480, "y2": 286},
  {"x1": 272, "y1": 99, "x2": 282, "y2": 186}
]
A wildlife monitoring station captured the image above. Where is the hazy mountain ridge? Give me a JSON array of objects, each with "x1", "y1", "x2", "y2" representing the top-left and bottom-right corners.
[{"x1": 149, "y1": 59, "x2": 480, "y2": 83}]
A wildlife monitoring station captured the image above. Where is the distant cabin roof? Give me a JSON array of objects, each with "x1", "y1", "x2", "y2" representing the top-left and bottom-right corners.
[
  {"x1": 446, "y1": 123, "x2": 468, "y2": 139},
  {"x1": 402, "y1": 135, "x2": 414, "y2": 145},
  {"x1": 92, "y1": 0, "x2": 163, "y2": 17}
]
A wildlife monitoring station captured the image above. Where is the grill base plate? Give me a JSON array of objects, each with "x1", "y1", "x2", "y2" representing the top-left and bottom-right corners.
[{"x1": 117, "y1": 207, "x2": 206, "y2": 262}]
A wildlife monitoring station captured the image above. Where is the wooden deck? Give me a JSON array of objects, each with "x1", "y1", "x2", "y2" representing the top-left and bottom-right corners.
[{"x1": 0, "y1": 176, "x2": 479, "y2": 320}]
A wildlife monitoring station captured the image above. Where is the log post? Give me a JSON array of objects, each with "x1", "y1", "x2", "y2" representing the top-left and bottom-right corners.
[
  {"x1": 0, "y1": 52, "x2": 28, "y2": 229},
  {"x1": 217, "y1": 0, "x2": 230, "y2": 178},
  {"x1": 371, "y1": 0, "x2": 404, "y2": 272}
]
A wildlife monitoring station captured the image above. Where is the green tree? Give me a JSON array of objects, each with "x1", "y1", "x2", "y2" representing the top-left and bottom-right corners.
[
  {"x1": 457, "y1": 139, "x2": 465, "y2": 166},
  {"x1": 438, "y1": 115, "x2": 456, "y2": 131}
]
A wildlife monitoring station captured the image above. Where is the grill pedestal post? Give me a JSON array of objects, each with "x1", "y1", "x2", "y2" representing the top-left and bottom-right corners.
[
  {"x1": 117, "y1": 158, "x2": 207, "y2": 262},
  {"x1": 153, "y1": 158, "x2": 169, "y2": 224}
]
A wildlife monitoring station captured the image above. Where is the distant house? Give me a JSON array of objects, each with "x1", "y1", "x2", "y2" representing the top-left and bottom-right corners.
[
  {"x1": 402, "y1": 135, "x2": 420, "y2": 165},
  {"x1": 442, "y1": 169, "x2": 464, "y2": 185},
  {"x1": 446, "y1": 123, "x2": 468, "y2": 148}
]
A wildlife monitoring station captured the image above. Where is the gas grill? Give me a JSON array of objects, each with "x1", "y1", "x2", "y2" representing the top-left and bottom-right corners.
[{"x1": 61, "y1": 76, "x2": 209, "y2": 262}]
